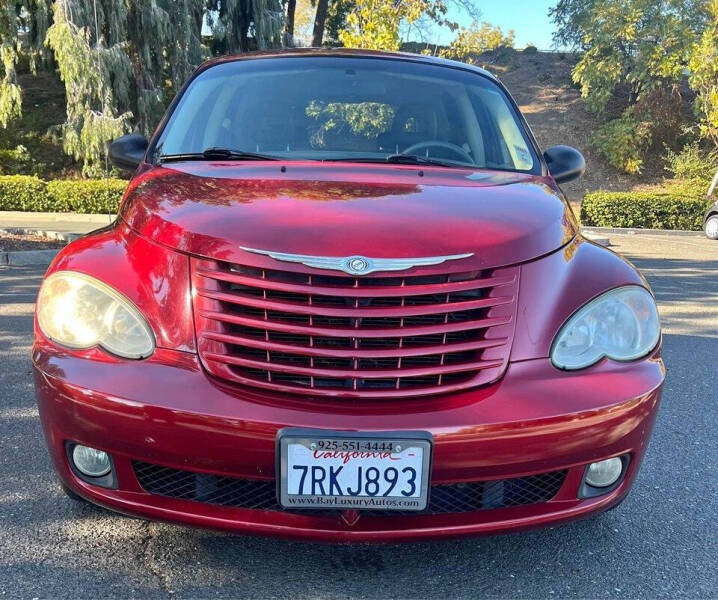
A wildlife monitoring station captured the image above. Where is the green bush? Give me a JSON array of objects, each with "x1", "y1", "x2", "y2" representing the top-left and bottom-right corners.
[
  {"x1": 0, "y1": 175, "x2": 50, "y2": 210},
  {"x1": 46, "y1": 179, "x2": 127, "y2": 213},
  {"x1": 664, "y1": 143, "x2": 718, "y2": 183},
  {"x1": 0, "y1": 145, "x2": 38, "y2": 176},
  {"x1": 0, "y1": 176, "x2": 126, "y2": 213},
  {"x1": 590, "y1": 110, "x2": 652, "y2": 174},
  {"x1": 581, "y1": 188, "x2": 708, "y2": 231}
]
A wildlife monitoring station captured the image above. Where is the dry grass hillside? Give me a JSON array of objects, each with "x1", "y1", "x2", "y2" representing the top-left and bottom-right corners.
[{"x1": 482, "y1": 50, "x2": 665, "y2": 200}]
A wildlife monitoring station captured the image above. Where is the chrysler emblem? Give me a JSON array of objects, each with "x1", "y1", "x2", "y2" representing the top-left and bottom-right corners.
[
  {"x1": 345, "y1": 256, "x2": 371, "y2": 274},
  {"x1": 240, "y1": 247, "x2": 474, "y2": 276}
]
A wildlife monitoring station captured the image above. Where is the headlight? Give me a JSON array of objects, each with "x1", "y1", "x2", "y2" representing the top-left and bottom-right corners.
[
  {"x1": 551, "y1": 286, "x2": 660, "y2": 370},
  {"x1": 37, "y1": 271, "x2": 155, "y2": 359}
]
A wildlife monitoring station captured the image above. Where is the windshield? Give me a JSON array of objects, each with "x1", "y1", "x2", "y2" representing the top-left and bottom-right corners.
[{"x1": 154, "y1": 56, "x2": 540, "y2": 172}]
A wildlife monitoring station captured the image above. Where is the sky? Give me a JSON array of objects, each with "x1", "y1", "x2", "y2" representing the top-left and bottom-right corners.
[{"x1": 432, "y1": 0, "x2": 559, "y2": 49}]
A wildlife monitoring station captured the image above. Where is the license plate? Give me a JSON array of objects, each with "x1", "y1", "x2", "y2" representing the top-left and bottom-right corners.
[{"x1": 277, "y1": 429, "x2": 432, "y2": 511}]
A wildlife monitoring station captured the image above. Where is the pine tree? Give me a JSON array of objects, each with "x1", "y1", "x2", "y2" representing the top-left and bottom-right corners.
[
  {"x1": 46, "y1": 0, "x2": 134, "y2": 175},
  {"x1": 0, "y1": 0, "x2": 52, "y2": 127},
  {"x1": 5, "y1": 0, "x2": 285, "y2": 174}
]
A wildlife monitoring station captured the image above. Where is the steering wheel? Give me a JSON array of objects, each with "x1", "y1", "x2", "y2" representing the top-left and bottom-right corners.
[{"x1": 402, "y1": 141, "x2": 474, "y2": 164}]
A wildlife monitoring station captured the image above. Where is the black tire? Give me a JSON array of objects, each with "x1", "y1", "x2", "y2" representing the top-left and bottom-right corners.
[{"x1": 705, "y1": 214, "x2": 718, "y2": 240}]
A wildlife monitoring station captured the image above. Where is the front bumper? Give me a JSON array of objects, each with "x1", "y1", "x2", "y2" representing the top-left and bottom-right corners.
[{"x1": 33, "y1": 342, "x2": 664, "y2": 542}]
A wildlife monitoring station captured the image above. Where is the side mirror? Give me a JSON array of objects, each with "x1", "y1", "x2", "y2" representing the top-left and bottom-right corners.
[
  {"x1": 544, "y1": 145, "x2": 585, "y2": 184},
  {"x1": 109, "y1": 134, "x2": 149, "y2": 171}
]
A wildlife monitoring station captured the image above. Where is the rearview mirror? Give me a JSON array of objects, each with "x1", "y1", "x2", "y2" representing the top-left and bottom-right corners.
[
  {"x1": 109, "y1": 134, "x2": 149, "y2": 171},
  {"x1": 544, "y1": 145, "x2": 585, "y2": 184}
]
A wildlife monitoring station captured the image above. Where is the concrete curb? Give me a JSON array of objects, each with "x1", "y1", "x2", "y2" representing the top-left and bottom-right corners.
[
  {"x1": 580, "y1": 226, "x2": 703, "y2": 238},
  {"x1": 1, "y1": 249, "x2": 59, "y2": 267},
  {"x1": 579, "y1": 231, "x2": 611, "y2": 247},
  {"x1": 0, "y1": 227, "x2": 81, "y2": 243},
  {"x1": 0, "y1": 211, "x2": 115, "y2": 225}
]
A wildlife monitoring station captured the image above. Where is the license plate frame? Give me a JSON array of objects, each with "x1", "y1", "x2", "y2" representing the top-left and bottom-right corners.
[{"x1": 277, "y1": 428, "x2": 433, "y2": 512}]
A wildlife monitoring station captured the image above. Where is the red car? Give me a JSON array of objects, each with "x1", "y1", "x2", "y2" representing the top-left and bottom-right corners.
[{"x1": 33, "y1": 49, "x2": 664, "y2": 542}]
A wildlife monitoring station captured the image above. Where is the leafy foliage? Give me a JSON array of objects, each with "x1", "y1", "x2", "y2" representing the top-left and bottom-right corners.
[
  {"x1": 590, "y1": 108, "x2": 652, "y2": 174},
  {"x1": 339, "y1": 0, "x2": 449, "y2": 51},
  {"x1": 45, "y1": 0, "x2": 133, "y2": 177},
  {"x1": 0, "y1": 0, "x2": 52, "y2": 127},
  {"x1": 305, "y1": 100, "x2": 394, "y2": 146},
  {"x1": 567, "y1": 1, "x2": 703, "y2": 113},
  {"x1": 324, "y1": 0, "x2": 354, "y2": 43},
  {"x1": 0, "y1": 174, "x2": 125, "y2": 212},
  {"x1": 688, "y1": 0, "x2": 718, "y2": 148},
  {"x1": 0, "y1": 175, "x2": 49, "y2": 210},
  {"x1": 206, "y1": 0, "x2": 284, "y2": 52},
  {"x1": 3, "y1": 0, "x2": 285, "y2": 175},
  {"x1": 46, "y1": 178, "x2": 127, "y2": 212},
  {"x1": 581, "y1": 188, "x2": 708, "y2": 231},
  {"x1": 664, "y1": 142, "x2": 718, "y2": 183},
  {"x1": 0, "y1": 145, "x2": 34, "y2": 175},
  {"x1": 439, "y1": 21, "x2": 514, "y2": 63},
  {"x1": 550, "y1": 0, "x2": 713, "y2": 174}
]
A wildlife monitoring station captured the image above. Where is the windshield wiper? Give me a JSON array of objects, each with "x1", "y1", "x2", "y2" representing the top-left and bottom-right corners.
[
  {"x1": 385, "y1": 154, "x2": 467, "y2": 168},
  {"x1": 157, "y1": 147, "x2": 279, "y2": 163},
  {"x1": 323, "y1": 154, "x2": 469, "y2": 169}
]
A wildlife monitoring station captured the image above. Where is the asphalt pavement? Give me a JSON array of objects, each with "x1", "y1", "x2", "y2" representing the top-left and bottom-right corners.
[{"x1": 1, "y1": 233, "x2": 716, "y2": 599}]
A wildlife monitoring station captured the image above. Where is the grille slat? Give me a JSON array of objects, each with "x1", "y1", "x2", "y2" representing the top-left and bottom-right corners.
[
  {"x1": 199, "y1": 310, "x2": 511, "y2": 339},
  {"x1": 133, "y1": 461, "x2": 567, "y2": 516},
  {"x1": 196, "y1": 267, "x2": 516, "y2": 297},
  {"x1": 197, "y1": 287, "x2": 513, "y2": 317},
  {"x1": 204, "y1": 352, "x2": 504, "y2": 378},
  {"x1": 193, "y1": 258, "x2": 518, "y2": 398},
  {"x1": 202, "y1": 331, "x2": 508, "y2": 358}
]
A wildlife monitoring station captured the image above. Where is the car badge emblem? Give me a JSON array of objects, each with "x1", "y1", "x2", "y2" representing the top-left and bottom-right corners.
[
  {"x1": 240, "y1": 247, "x2": 474, "y2": 276},
  {"x1": 345, "y1": 256, "x2": 371, "y2": 274}
]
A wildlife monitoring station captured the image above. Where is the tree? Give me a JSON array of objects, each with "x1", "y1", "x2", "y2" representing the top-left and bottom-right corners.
[
  {"x1": 45, "y1": 0, "x2": 134, "y2": 175},
  {"x1": 311, "y1": 0, "x2": 329, "y2": 45},
  {"x1": 286, "y1": 0, "x2": 297, "y2": 39},
  {"x1": 324, "y1": 0, "x2": 353, "y2": 44},
  {"x1": 3, "y1": 0, "x2": 285, "y2": 174},
  {"x1": 0, "y1": 1, "x2": 51, "y2": 127},
  {"x1": 206, "y1": 0, "x2": 284, "y2": 52},
  {"x1": 549, "y1": 0, "x2": 594, "y2": 50},
  {"x1": 287, "y1": 0, "x2": 317, "y2": 44},
  {"x1": 0, "y1": 5, "x2": 23, "y2": 128},
  {"x1": 550, "y1": 0, "x2": 712, "y2": 173},
  {"x1": 688, "y1": 0, "x2": 718, "y2": 149},
  {"x1": 440, "y1": 21, "x2": 514, "y2": 63},
  {"x1": 339, "y1": 0, "x2": 450, "y2": 51}
]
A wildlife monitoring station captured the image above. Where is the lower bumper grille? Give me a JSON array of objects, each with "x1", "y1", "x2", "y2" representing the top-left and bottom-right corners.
[{"x1": 133, "y1": 461, "x2": 566, "y2": 516}]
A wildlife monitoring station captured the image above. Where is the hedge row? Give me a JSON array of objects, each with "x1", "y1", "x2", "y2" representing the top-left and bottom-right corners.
[
  {"x1": 1, "y1": 173, "x2": 709, "y2": 230},
  {"x1": 581, "y1": 187, "x2": 708, "y2": 231},
  {"x1": 0, "y1": 175, "x2": 127, "y2": 214}
]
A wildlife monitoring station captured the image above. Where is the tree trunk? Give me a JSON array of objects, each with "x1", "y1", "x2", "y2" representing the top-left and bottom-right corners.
[
  {"x1": 286, "y1": 0, "x2": 296, "y2": 38},
  {"x1": 312, "y1": 0, "x2": 329, "y2": 47}
]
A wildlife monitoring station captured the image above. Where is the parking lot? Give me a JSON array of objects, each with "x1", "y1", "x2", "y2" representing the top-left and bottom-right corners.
[{"x1": 1, "y1": 232, "x2": 716, "y2": 599}]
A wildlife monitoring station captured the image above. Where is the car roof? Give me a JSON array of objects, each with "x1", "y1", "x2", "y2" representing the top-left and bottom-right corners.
[{"x1": 197, "y1": 47, "x2": 497, "y2": 81}]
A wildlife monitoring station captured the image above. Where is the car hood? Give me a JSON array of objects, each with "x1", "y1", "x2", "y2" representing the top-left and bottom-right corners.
[{"x1": 121, "y1": 162, "x2": 577, "y2": 271}]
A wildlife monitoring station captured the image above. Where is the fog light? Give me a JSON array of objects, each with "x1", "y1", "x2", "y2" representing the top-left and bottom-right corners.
[
  {"x1": 585, "y1": 457, "x2": 623, "y2": 488},
  {"x1": 72, "y1": 445, "x2": 111, "y2": 477}
]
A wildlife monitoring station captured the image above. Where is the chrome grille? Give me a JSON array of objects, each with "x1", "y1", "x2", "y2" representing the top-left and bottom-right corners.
[{"x1": 192, "y1": 258, "x2": 518, "y2": 398}]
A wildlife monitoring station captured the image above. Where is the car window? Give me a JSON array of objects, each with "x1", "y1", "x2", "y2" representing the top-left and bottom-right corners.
[{"x1": 156, "y1": 56, "x2": 539, "y2": 172}]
